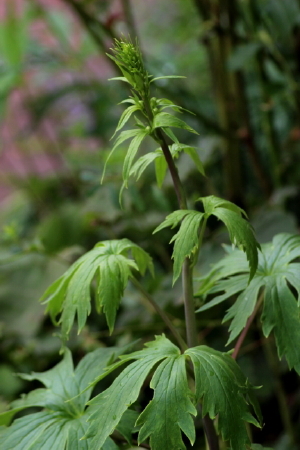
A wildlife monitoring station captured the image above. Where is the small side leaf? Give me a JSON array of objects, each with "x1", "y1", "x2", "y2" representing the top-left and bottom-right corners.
[
  {"x1": 154, "y1": 210, "x2": 205, "y2": 283},
  {"x1": 108, "y1": 77, "x2": 130, "y2": 83},
  {"x1": 153, "y1": 112, "x2": 198, "y2": 135},
  {"x1": 198, "y1": 196, "x2": 260, "y2": 282},
  {"x1": 150, "y1": 76, "x2": 186, "y2": 82},
  {"x1": 224, "y1": 275, "x2": 264, "y2": 344},
  {"x1": 154, "y1": 153, "x2": 168, "y2": 187},
  {"x1": 129, "y1": 152, "x2": 160, "y2": 181},
  {"x1": 101, "y1": 129, "x2": 140, "y2": 183},
  {"x1": 183, "y1": 146, "x2": 205, "y2": 175},
  {"x1": 212, "y1": 208, "x2": 259, "y2": 281},
  {"x1": 123, "y1": 129, "x2": 149, "y2": 186},
  {"x1": 111, "y1": 104, "x2": 141, "y2": 139}
]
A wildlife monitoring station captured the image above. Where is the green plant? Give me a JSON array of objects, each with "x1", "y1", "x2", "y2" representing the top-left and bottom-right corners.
[{"x1": 1, "y1": 37, "x2": 300, "y2": 450}]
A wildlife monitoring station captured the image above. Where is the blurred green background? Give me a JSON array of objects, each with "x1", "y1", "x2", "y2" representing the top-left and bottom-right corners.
[{"x1": 1, "y1": 1, "x2": 300, "y2": 448}]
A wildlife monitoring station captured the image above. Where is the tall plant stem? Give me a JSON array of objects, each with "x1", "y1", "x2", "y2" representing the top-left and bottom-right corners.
[
  {"x1": 155, "y1": 128, "x2": 199, "y2": 349},
  {"x1": 155, "y1": 128, "x2": 220, "y2": 450},
  {"x1": 232, "y1": 293, "x2": 264, "y2": 360},
  {"x1": 155, "y1": 129, "x2": 187, "y2": 210},
  {"x1": 182, "y1": 260, "x2": 198, "y2": 348},
  {"x1": 131, "y1": 277, "x2": 187, "y2": 352}
]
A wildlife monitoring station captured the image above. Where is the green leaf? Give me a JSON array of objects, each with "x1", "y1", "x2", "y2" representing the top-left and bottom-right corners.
[
  {"x1": 224, "y1": 275, "x2": 264, "y2": 344},
  {"x1": 128, "y1": 142, "x2": 204, "y2": 188},
  {"x1": 108, "y1": 77, "x2": 130, "y2": 83},
  {"x1": 156, "y1": 98, "x2": 181, "y2": 112},
  {"x1": 200, "y1": 195, "x2": 247, "y2": 217},
  {"x1": 153, "y1": 112, "x2": 198, "y2": 134},
  {"x1": 86, "y1": 338, "x2": 256, "y2": 450},
  {"x1": 197, "y1": 274, "x2": 249, "y2": 313},
  {"x1": 182, "y1": 146, "x2": 205, "y2": 175},
  {"x1": 213, "y1": 209, "x2": 259, "y2": 281},
  {"x1": 169, "y1": 144, "x2": 205, "y2": 176},
  {"x1": 156, "y1": 98, "x2": 195, "y2": 116},
  {"x1": 150, "y1": 76, "x2": 186, "y2": 82},
  {"x1": 129, "y1": 152, "x2": 161, "y2": 181},
  {"x1": 40, "y1": 239, "x2": 153, "y2": 339},
  {"x1": 198, "y1": 233, "x2": 300, "y2": 372},
  {"x1": 137, "y1": 355, "x2": 196, "y2": 449},
  {"x1": 199, "y1": 195, "x2": 260, "y2": 281},
  {"x1": 84, "y1": 335, "x2": 180, "y2": 449},
  {"x1": 186, "y1": 346, "x2": 261, "y2": 450},
  {"x1": 112, "y1": 104, "x2": 141, "y2": 139},
  {"x1": 101, "y1": 129, "x2": 140, "y2": 183},
  {"x1": 115, "y1": 410, "x2": 139, "y2": 444},
  {"x1": 153, "y1": 210, "x2": 205, "y2": 283},
  {"x1": 0, "y1": 411, "x2": 72, "y2": 450},
  {"x1": 123, "y1": 129, "x2": 149, "y2": 186},
  {"x1": 262, "y1": 277, "x2": 300, "y2": 373},
  {"x1": 154, "y1": 153, "x2": 168, "y2": 187},
  {"x1": 118, "y1": 98, "x2": 136, "y2": 105},
  {"x1": 162, "y1": 126, "x2": 180, "y2": 143},
  {"x1": 0, "y1": 347, "x2": 125, "y2": 449},
  {"x1": 154, "y1": 195, "x2": 259, "y2": 285}
]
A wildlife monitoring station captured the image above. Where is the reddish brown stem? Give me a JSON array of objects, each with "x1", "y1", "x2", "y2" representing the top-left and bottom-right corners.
[{"x1": 232, "y1": 293, "x2": 264, "y2": 360}]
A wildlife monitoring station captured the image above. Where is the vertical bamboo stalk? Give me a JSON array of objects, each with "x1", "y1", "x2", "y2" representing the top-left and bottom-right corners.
[
  {"x1": 194, "y1": 0, "x2": 244, "y2": 204},
  {"x1": 263, "y1": 337, "x2": 296, "y2": 445}
]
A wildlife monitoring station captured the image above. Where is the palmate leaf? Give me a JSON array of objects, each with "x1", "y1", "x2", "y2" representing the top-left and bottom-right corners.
[
  {"x1": 84, "y1": 335, "x2": 184, "y2": 450},
  {"x1": 186, "y1": 346, "x2": 261, "y2": 450},
  {"x1": 40, "y1": 239, "x2": 153, "y2": 340},
  {"x1": 197, "y1": 233, "x2": 300, "y2": 373},
  {"x1": 154, "y1": 195, "x2": 259, "y2": 284},
  {"x1": 136, "y1": 356, "x2": 196, "y2": 449},
  {"x1": 200, "y1": 196, "x2": 260, "y2": 281},
  {"x1": 0, "y1": 347, "x2": 132, "y2": 450},
  {"x1": 83, "y1": 335, "x2": 261, "y2": 450}
]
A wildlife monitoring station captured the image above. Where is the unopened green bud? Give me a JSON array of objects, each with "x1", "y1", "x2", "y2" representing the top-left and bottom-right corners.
[{"x1": 110, "y1": 38, "x2": 151, "y2": 95}]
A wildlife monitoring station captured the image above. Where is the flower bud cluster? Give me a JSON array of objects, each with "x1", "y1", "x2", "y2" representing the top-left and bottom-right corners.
[{"x1": 109, "y1": 38, "x2": 150, "y2": 96}]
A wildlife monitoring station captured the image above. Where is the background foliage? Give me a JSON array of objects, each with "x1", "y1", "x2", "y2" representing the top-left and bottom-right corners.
[{"x1": 1, "y1": 0, "x2": 300, "y2": 448}]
